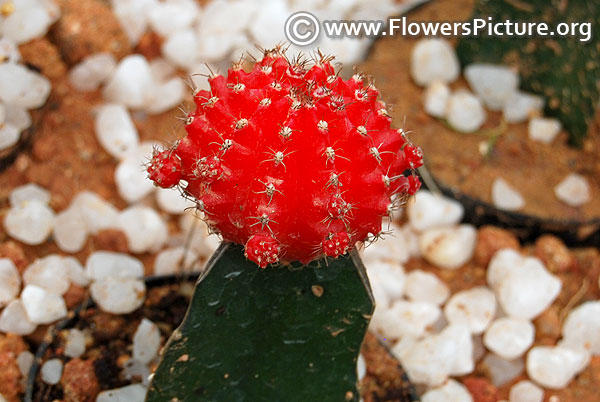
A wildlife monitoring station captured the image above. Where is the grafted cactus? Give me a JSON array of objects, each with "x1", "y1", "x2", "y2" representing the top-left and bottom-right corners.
[{"x1": 146, "y1": 47, "x2": 422, "y2": 401}]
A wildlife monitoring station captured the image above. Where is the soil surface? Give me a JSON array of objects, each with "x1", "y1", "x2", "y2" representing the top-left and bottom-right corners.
[{"x1": 359, "y1": 0, "x2": 600, "y2": 224}]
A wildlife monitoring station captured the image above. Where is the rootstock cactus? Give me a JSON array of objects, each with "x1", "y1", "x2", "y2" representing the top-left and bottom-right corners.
[{"x1": 148, "y1": 47, "x2": 422, "y2": 268}]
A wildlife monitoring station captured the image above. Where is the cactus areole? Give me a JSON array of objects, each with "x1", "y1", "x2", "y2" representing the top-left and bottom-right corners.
[{"x1": 148, "y1": 48, "x2": 422, "y2": 268}]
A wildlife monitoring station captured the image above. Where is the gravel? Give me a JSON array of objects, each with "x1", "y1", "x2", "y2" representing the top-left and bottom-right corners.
[
  {"x1": 69, "y1": 52, "x2": 117, "y2": 92},
  {"x1": 21, "y1": 284, "x2": 67, "y2": 324},
  {"x1": 404, "y1": 269, "x2": 450, "y2": 306},
  {"x1": 133, "y1": 318, "x2": 161, "y2": 364},
  {"x1": 418, "y1": 224, "x2": 477, "y2": 269},
  {"x1": 372, "y1": 300, "x2": 441, "y2": 340},
  {"x1": 90, "y1": 276, "x2": 146, "y2": 315},
  {"x1": 115, "y1": 141, "x2": 157, "y2": 203},
  {"x1": 9, "y1": 183, "x2": 51, "y2": 207},
  {"x1": 0, "y1": 299, "x2": 37, "y2": 335},
  {"x1": 94, "y1": 103, "x2": 140, "y2": 159},
  {"x1": 117, "y1": 206, "x2": 168, "y2": 253},
  {"x1": 503, "y1": 92, "x2": 544, "y2": 124},
  {"x1": 509, "y1": 380, "x2": 544, "y2": 402},
  {"x1": 423, "y1": 80, "x2": 450, "y2": 118},
  {"x1": 96, "y1": 384, "x2": 147, "y2": 402},
  {"x1": 526, "y1": 345, "x2": 589, "y2": 389},
  {"x1": 561, "y1": 301, "x2": 600, "y2": 355},
  {"x1": 446, "y1": 90, "x2": 486, "y2": 133},
  {"x1": 85, "y1": 251, "x2": 144, "y2": 280},
  {"x1": 422, "y1": 379, "x2": 473, "y2": 402},
  {"x1": 407, "y1": 190, "x2": 464, "y2": 232},
  {"x1": 0, "y1": 258, "x2": 20, "y2": 307},
  {"x1": 1, "y1": 0, "x2": 59, "y2": 44},
  {"x1": 483, "y1": 353, "x2": 524, "y2": 387},
  {"x1": 554, "y1": 173, "x2": 591, "y2": 207},
  {"x1": 41, "y1": 358, "x2": 63, "y2": 385},
  {"x1": 23, "y1": 255, "x2": 71, "y2": 295},
  {"x1": 53, "y1": 206, "x2": 88, "y2": 253},
  {"x1": 64, "y1": 328, "x2": 87, "y2": 358},
  {"x1": 464, "y1": 63, "x2": 519, "y2": 111},
  {"x1": 72, "y1": 191, "x2": 120, "y2": 234},
  {"x1": 528, "y1": 117, "x2": 561, "y2": 144},
  {"x1": 0, "y1": 63, "x2": 51, "y2": 109},
  {"x1": 444, "y1": 287, "x2": 496, "y2": 335},
  {"x1": 483, "y1": 317, "x2": 535, "y2": 360},
  {"x1": 410, "y1": 39, "x2": 460, "y2": 86},
  {"x1": 492, "y1": 177, "x2": 525, "y2": 211},
  {"x1": 156, "y1": 187, "x2": 195, "y2": 215},
  {"x1": 153, "y1": 246, "x2": 199, "y2": 276}
]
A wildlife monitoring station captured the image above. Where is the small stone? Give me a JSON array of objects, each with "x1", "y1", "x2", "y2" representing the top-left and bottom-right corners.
[
  {"x1": 133, "y1": 318, "x2": 161, "y2": 364},
  {"x1": 96, "y1": 384, "x2": 147, "y2": 402},
  {"x1": 405, "y1": 269, "x2": 450, "y2": 306},
  {"x1": 23, "y1": 255, "x2": 71, "y2": 295},
  {"x1": 444, "y1": 287, "x2": 496, "y2": 334},
  {"x1": 3, "y1": 200, "x2": 55, "y2": 245},
  {"x1": 487, "y1": 249, "x2": 562, "y2": 320},
  {"x1": 72, "y1": 191, "x2": 120, "y2": 234},
  {"x1": 464, "y1": 64, "x2": 519, "y2": 111},
  {"x1": 407, "y1": 190, "x2": 464, "y2": 232},
  {"x1": 103, "y1": 54, "x2": 154, "y2": 109},
  {"x1": 0, "y1": 258, "x2": 20, "y2": 307},
  {"x1": 94, "y1": 103, "x2": 140, "y2": 159},
  {"x1": 1, "y1": 1, "x2": 57, "y2": 44},
  {"x1": 156, "y1": 187, "x2": 195, "y2": 215},
  {"x1": 423, "y1": 80, "x2": 450, "y2": 118},
  {"x1": 122, "y1": 358, "x2": 150, "y2": 386},
  {"x1": 162, "y1": 28, "x2": 199, "y2": 70},
  {"x1": 364, "y1": 260, "x2": 405, "y2": 303},
  {"x1": 474, "y1": 226, "x2": 520, "y2": 266},
  {"x1": 0, "y1": 61, "x2": 51, "y2": 109},
  {"x1": 0, "y1": 300, "x2": 37, "y2": 335},
  {"x1": 115, "y1": 142, "x2": 157, "y2": 203},
  {"x1": 534, "y1": 235, "x2": 574, "y2": 273},
  {"x1": 90, "y1": 277, "x2": 146, "y2": 315},
  {"x1": 9, "y1": 183, "x2": 50, "y2": 207},
  {"x1": 362, "y1": 223, "x2": 412, "y2": 264},
  {"x1": 502, "y1": 92, "x2": 544, "y2": 124},
  {"x1": 446, "y1": 90, "x2": 486, "y2": 133},
  {"x1": 41, "y1": 358, "x2": 63, "y2": 385},
  {"x1": 153, "y1": 247, "x2": 199, "y2": 276},
  {"x1": 117, "y1": 206, "x2": 168, "y2": 253},
  {"x1": 401, "y1": 324, "x2": 473, "y2": 386},
  {"x1": 357, "y1": 354, "x2": 366, "y2": 381},
  {"x1": 69, "y1": 52, "x2": 116, "y2": 92},
  {"x1": 144, "y1": 76, "x2": 185, "y2": 115},
  {"x1": 410, "y1": 39, "x2": 460, "y2": 86},
  {"x1": 422, "y1": 379, "x2": 473, "y2": 402},
  {"x1": 372, "y1": 300, "x2": 440, "y2": 340},
  {"x1": 21, "y1": 285, "x2": 67, "y2": 324},
  {"x1": 64, "y1": 329, "x2": 86, "y2": 358},
  {"x1": 0, "y1": 38, "x2": 21, "y2": 64},
  {"x1": 492, "y1": 178, "x2": 525, "y2": 211},
  {"x1": 149, "y1": 58, "x2": 175, "y2": 83},
  {"x1": 419, "y1": 224, "x2": 477, "y2": 269},
  {"x1": 111, "y1": 0, "x2": 156, "y2": 45},
  {"x1": 484, "y1": 317, "x2": 535, "y2": 360},
  {"x1": 148, "y1": 0, "x2": 199, "y2": 37},
  {"x1": 482, "y1": 353, "x2": 524, "y2": 387},
  {"x1": 562, "y1": 301, "x2": 600, "y2": 355},
  {"x1": 528, "y1": 117, "x2": 561, "y2": 144},
  {"x1": 554, "y1": 173, "x2": 591, "y2": 207},
  {"x1": 526, "y1": 345, "x2": 589, "y2": 389},
  {"x1": 509, "y1": 380, "x2": 544, "y2": 402},
  {"x1": 85, "y1": 251, "x2": 144, "y2": 280},
  {"x1": 17, "y1": 351, "x2": 34, "y2": 377},
  {"x1": 0, "y1": 124, "x2": 20, "y2": 151},
  {"x1": 53, "y1": 206, "x2": 88, "y2": 253},
  {"x1": 4, "y1": 104, "x2": 31, "y2": 131}
]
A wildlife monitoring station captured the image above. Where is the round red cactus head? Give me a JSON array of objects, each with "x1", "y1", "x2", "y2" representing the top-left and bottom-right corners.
[{"x1": 148, "y1": 47, "x2": 422, "y2": 268}]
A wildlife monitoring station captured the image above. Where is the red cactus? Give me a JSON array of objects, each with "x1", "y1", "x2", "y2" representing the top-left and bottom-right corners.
[
  {"x1": 148, "y1": 149, "x2": 182, "y2": 188},
  {"x1": 148, "y1": 48, "x2": 422, "y2": 267}
]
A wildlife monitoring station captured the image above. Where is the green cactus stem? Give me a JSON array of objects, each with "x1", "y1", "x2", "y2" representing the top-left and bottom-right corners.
[
  {"x1": 146, "y1": 242, "x2": 374, "y2": 402},
  {"x1": 457, "y1": 0, "x2": 600, "y2": 147}
]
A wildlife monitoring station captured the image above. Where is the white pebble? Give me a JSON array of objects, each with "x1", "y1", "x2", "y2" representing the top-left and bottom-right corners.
[
  {"x1": 492, "y1": 177, "x2": 525, "y2": 211},
  {"x1": 0, "y1": 258, "x2": 20, "y2": 307},
  {"x1": 102, "y1": 54, "x2": 154, "y2": 109},
  {"x1": 53, "y1": 206, "x2": 88, "y2": 252},
  {"x1": 94, "y1": 104, "x2": 140, "y2": 159},
  {"x1": 446, "y1": 90, "x2": 486, "y2": 133},
  {"x1": 526, "y1": 345, "x2": 589, "y2": 389},
  {"x1": 357, "y1": 354, "x2": 366, "y2": 381},
  {"x1": 149, "y1": 58, "x2": 175, "y2": 83},
  {"x1": 562, "y1": 301, "x2": 600, "y2": 355},
  {"x1": 444, "y1": 287, "x2": 496, "y2": 334},
  {"x1": 72, "y1": 191, "x2": 120, "y2": 234},
  {"x1": 509, "y1": 380, "x2": 544, "y2": 402},
  {"x1": 503, "y1": 92, "x2": 544, "y2": 123},
  {"x1": 554, "y1": 173, "x2": 591, "y2": 207},
  {"x1": 9, "y1": 183, "x2": 50, "y2": 207},
  {"x1": 86, "y1": 251, "x2": 144, "y2": 280},
  {"x1": 23, "y1": 255, "x2": 71, "y2": 295},
  {"x1": 1, "y1": 1, "x2": 57, "y2": 44},
  {"x1": 122, "y1": 358, "x2": 150, "y2": 386},
  {"x1": 64, "y1": 328, "x2": 86, "y2": 358},
  {"x1": 407, "y1": 190, "x2": 464, "y2": 232},
  {"x1": 69, "y1": 53, "x2": 116, "y2": 92},
  {"x1": 144, "y1": 77, "x2": 185, "y2": 115},
  {"x1": 4, "y1": 103, "x2": 31, "y2": 131},
  {"x1": 487, "y1": 249, "x2": 561, "y2": 320},
  {"x1": 17, "y1": 351, "x2": 35, "y2": 377},
  {"x1": 362, "y1": 223, "x2": 411, "y2": 264},
  {"x1": 21, "y1": 285, "x2": 67, "y2": 324},
  {"x1": 364, "y1": 260, "x2": 405, "y2": 303},
  {"x1": 115, "y1": 142, "x2": 156, "y2": 203},
  {"x1": 4, "y1": 200, "x2": 55, "y2": 245},
  {"x1": 162, "y1": 28, "x2": 199, "y2": 70},
  {"x1": 97, "y1": 384, "x2": 147, "y2": 402},
  {"x1": 156, "y1": 187, "x2": 195, "y2": 215},
  {"x1": 0, "y1": 63, "x2": 51, "y2": 109},
  {"x1": 118, "y1": 206, "x2": 168, "y2": 253},
  {"x1": 483, "y1": 353, "x2": 524, "y2": 387},
  {"x1": 528, "y1": 117, "x2": 561, "y2": 144},
  {"x1": 405, "y1": 270, "x2": 450, "y2": 306},
  {"x1": 148, "y1": 0, "x2": 199, "y2": 37},
  {"x1": 401, "y1": 324, "x2": 473, "y2": 386},
  {"x1": 133, "y1": 318, "x2": 161, "y2": 364},
  {"x1": 41, "y1": 358, "x2": 63, "y2": 385},
  {"x1": 0, "y1": 300, "x2": 37, "y2": 335},
  {"x1": 423, "y1": 80, "x2": 450, "y2": 118},
  {"x1": 0, "y1": 124, "x2": 20, "y2": 150},
  {"x1": 419, "y1": 224, "x2": 477, "y2": 269},
  {"x1": 112, "y1": 0, "x2": 156, "y2": 45},
  {"x1": 464, "y1": 64, "x2": 519, "y2": 111},
  {"x1": 64, "y1": 256, "x2": 90, "y2": 287},
  {"x1": 410, "y1": 39, "x2": 459, "y2": 86},
  {"x1": 422, "y1": 379, "x2": 473, "y2": 402},
  {"x1": 484, "y1": 317, "x2": 535, "y2": 360},
  {"x1": 90, "y1": 277, "x2": 146, "y2": 314},
  {"x1": 373, "y1": 300, "x2": 440, "y2": 340},
  {"x1": 0, "y1": 38, "x2": 21, "y2": 63},
  {"x1": 153, "y1": 246, "x2": 199, "y2": 276}
]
